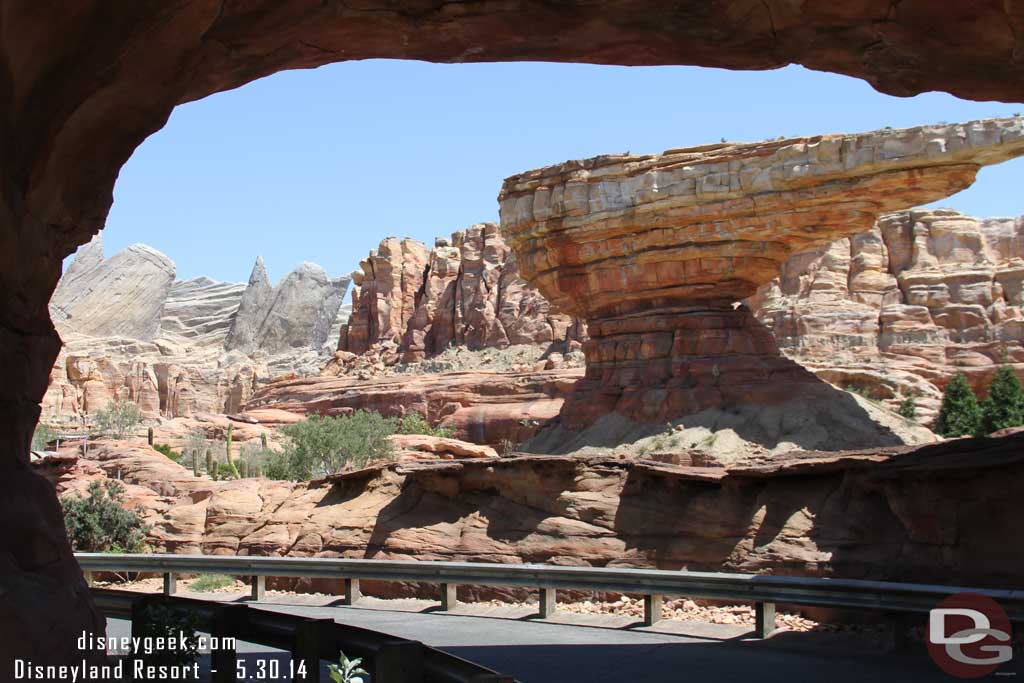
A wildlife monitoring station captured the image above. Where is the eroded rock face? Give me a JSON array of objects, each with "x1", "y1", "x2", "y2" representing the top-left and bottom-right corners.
[
  {"x1": 749, "y1": 209, "x2": 1024, "y2": 422},
  {"x1": 50, "y1": 239, "x2": 175, "y2": 341},
  {"x1": 339, "y1": 224, "x2": 582, "y2": 360},
  {"x1": 46, "y1": 435, "x2": 1024, "y2": 595},
  {"x1": 499, "y1": 119, "x2": 1024, "y2": 449}
]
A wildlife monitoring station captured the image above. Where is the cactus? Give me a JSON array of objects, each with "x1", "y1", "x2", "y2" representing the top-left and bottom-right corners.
[
  {"x1": 192, "y1": 449, "x2": 199, "y2": 477},
  {"x1": 147, "y1": 426, "x2": 154, "y2": 446},
  {"x1": 211, "y1": 461, "x2": 220, "y2": 480},
  {"x1": 205, "y1": 449, "x2": 213, "y2": 474},
  {"x1": 239, "y1": 459, "x2": 248, "y2": 478},
  {"x1": 254, "y1": 464, "x2": 263, "y2": 478},
  {"x1": 225, "y1": 423, "x2": 240, "y2": 479},
  {"x1": 260, "y1": 432, "x2": 268, "y2": 449}
]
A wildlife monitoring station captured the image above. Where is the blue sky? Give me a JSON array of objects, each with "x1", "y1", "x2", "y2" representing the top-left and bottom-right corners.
[{"x1": 100, "y1": 60, "x2": 1024, "y2": 284}]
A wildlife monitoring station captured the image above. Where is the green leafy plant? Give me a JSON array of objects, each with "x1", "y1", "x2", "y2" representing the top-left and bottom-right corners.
[
  {"x1": 328, "y1": 651, "x2": 369, "y2": 683},
  {"x1": 62, "y1": 480, "x2": 149, "y2": 553},
  {"x1": 152, "y1": 443, "x2": 181, "y2": 462},
  {"x1": 134, "y1": 604, "x2": 200, "y2": 668},
  {"x1": 269, "y1": 411, "x2": 397, "y2": 481},
  {"x1": 979, "y1": 366, "x2": 1024, "y2": 435},
  {"x1": 897, "y1": 393, "x2": 917, "y2": 421},
  {"x1": 395, "y1": 411, "x2": 452, "y2": 438},
  {"x1": 32, "y1": 422, "x2": 58, "y2": 451},
  {"x1": 92, "y1": 399, "x2": 143, "y2": 440},
  {"x1": 933, "y1": 373, "x2": 982, "y2": 437},
  {"x1": 189, "y1": 573, "x2": 235, "y2": 592}
]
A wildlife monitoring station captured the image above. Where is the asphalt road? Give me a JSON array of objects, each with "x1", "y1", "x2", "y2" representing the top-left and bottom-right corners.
[{"x1": 107, "y1": 593, "x2": 1022, "y2": 682}]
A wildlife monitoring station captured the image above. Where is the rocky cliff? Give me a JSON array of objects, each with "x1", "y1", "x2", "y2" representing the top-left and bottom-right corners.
[
  {"x1": 500, "y1": 118, "x2": 1024, "y2": 455},
  {"x1": 44, "y1": 242, "x2": 350, "y2": 421},
  {"x1": 749, "y1": 209, "x2": 1024, "y2": 422},
  {"x1": 337, "y1": 224, "x2": 583, "y2": 363}
]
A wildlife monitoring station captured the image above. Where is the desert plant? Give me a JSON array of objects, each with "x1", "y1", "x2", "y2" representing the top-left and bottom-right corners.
[
  {"x1": 62, "y1": 480, "x2": 149, "y2": 553},
  {"x1": 93, "y1": 399, "x2": 143, "y2": 440},
  {"x1": 31, "y1": 422, "x2": 58, "y2": 451},
  {"x1": 205, "y1": 449, "x2": 213, "y2": 474},
  {"x1": 979, "y1": 366, "x2": 1024, "y2": 435},
  {"x1": 211, "y1": 461, "x2": 220, "y2": 480},
  {"x1": 189, "y1": 574, "x2": 235, "y2": 592},
  {"x1": 395, "y1": 411, "x2": 452, "y2": 438},
  {"x1": 239, "y1": 459, "x2": 249, "y2": 478},
  {"x1": 897, "y1": 393, "x2": 917, "y2": 420},
  {"x1": 224, "y1": 423, "x2": 240, "y2": 478},
  {"x1": 152, "y1": 443, "x2": 181, "y2": 462},
  {"x1": 260, "y1": 432, "x2": 268, "y2": 449},
  {"x1": 192, "y1": 450, "x2": 199, "y2": 477},
  {"x1": 933, "y1": 373, "x2": 982, "y2": 437},
  {"x1": 328, "y1": 652, "x2": 369, "y2": 683},
  {"x1": 270, "y1": 411, "x2": 397, "y2": 481}
]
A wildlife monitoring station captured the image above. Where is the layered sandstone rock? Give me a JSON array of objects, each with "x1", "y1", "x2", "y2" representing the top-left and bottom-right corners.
[
  {"x1": 50, "y1": 238, "x2": 176, "y2": 341},
  {"x1": 749, "y1": 209, "x2": 1024, "y2": 422},
  {"x1": 46, "y1": 434, "x2": 1024, "y2": 594},
  {"x1": 244, "y1": 369, "x2": 582, "y2": 447},
  {"x1": 339, "y1": 224, "x2": 582, "y2": 362},
  {"x1": 500, "y1": 118, "x2": 1024, "y2": 452}
]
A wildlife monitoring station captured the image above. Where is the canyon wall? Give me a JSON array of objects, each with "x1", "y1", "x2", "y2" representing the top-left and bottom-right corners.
[
  {"x1": 337, "y1": 224, "x2": 584, "y2": 363},
  {"x1": 749, "y1": 209, "x2": 1024, "y2": 422},
  {"x1": 43, "y1": 241, "x2": 350, "y2": 422}
]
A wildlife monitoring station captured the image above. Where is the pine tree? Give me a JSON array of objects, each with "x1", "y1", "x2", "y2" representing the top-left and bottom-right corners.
[
  {"x1": 979, "y1": 366, "x2": 1024, "y2": 435},
  {"x1": 934, "y1": 373, "x2": 982, "y2": 437}
]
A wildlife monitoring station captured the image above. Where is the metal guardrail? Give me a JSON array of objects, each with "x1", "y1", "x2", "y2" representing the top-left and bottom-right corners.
[
  {"x1": 79, "y1": 553, "x2": 1024, "y2": 640},
  {"x1": 92, "y1": 588, "x2": 513, "y2": 683}
]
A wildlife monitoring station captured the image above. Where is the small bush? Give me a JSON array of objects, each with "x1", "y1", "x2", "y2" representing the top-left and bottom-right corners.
[
  {"x1": 328, "y1": 652, "x2": 368, "y2": 683},
  {"x1": 189, "y1": 574, "x2": 235, "y2": 592},
  {"x1": 979, "y1": 366, "x2": 1024, "y2": 435},
  {"x1": 92, "y1": 400, "x2": 143, "y2": 440},
  {"x1": 62, "y1": 480, "x2": 149, "y2": 553},
  {"x1": 32, "y1": 422, "x2": 58, "y2": 451},
  {"x1": 395, "y1": 411, "x2": 452, "y2": 438},
  {"x1": 934, "y1": 373, "x2": 982, "y2": 438},
  {"x1": 897, "y1": 394, "x2": 917, "y2": 420},
  {"x1": 152, "y1": 443, "x2": 181, "y2": 461},
  {"x1": 270, "y1": 411, "x2": 396, "y2": 481}
]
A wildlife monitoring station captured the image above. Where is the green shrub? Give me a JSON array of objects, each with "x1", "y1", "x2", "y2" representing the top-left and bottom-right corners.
[
  {"x1": 328, "y1": 652, "x2": 368, "y2": 683},
  {"x1": 933, "y1": 373, "x2": 982, "y2": 437},
  {"x1": 134, "y1": 604, "x2": 201, "y2": 668},
  {"x1": 897, "y1": 394, "x2": 917, "y2": 420},
  {"x1": 62, "y1": 480, "x2": 149, "y2": 553},
  {"x1": 980, "y1": 366, "x2": 1024, "y2": 435},
  {"x1": 395, "y1": 411, "x2": 452, "y2": 438},
  {"x1": 92, "y1": 399, "x2": 143, "y2": 440},
  {"x1": 270, "y1": 411, "x2": 397, "y2": 481},
  {"x1": 152, "y1": 443, "x2": 181, "y2": 461},
  {"x1": 189, "y1": 574, "x2": 235, "y2": 592},
  {"x1": 32, "y1": 422, "x2": 58, "y2": 451}
]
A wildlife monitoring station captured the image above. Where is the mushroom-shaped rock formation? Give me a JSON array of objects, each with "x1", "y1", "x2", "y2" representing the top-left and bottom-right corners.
[{"x1": 500, "y1": 118, "x2": 1024, "y2": 455}]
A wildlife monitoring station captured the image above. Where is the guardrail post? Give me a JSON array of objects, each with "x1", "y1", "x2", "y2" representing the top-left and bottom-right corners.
[
  {"x1": 293, "y1": 617, "x2": 333, "y2": 683},
  {"x1": 440, "y1": 583, "x2": 458, "y2": 611},
  {"x1": 250, "y1": 575, "x2": 265, "y2": 601},
  {"x1": 644, "y1": 594, "x2": 663, "y2": 626},
  {"x1": 539, "y1": 587, "x2": 557, "y2": 618},
  {"x1": 83, "y1": 570, "x2": 93, "y2": 587},
  {"x1": 211, "y1": 604, "x2": 247, "y2": 683},
  {"x1": 755, "y1": 601, "x2": 775, "y2": 638},
  {"x1": 343, "y1": 578, "x2": 361, "y2": 605},
  {"x1": 162, "y1": 571, "x2": 177, "y2": 596},
  {"x1": 373, "y1": 640, "x2": 425, "y2": 683},
  {"x1": 886, "y1": 612, "x2": 910, "y2": 651}
]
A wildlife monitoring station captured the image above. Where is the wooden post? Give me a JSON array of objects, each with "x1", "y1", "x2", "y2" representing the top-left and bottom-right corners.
[
  {"x1": 643, "y1": 594, "x2": 663, "y2": 626},
  {"x1": 162, "y1": 572, "x2": 177, "y2": 596},
  {"x1": 343, "y1": 578, "x2": 361, "y2": 605},
  {"x1": 373, "y1": 640, "x2": 424, "y2": 683},
  {"x1": 539, "y1": 587, "x2": 557, "y2": 618},
  {"x1": 755, "y1": 602, "x2": 776, "y2": 638},
  {"x1": 250, "y1": 575, "x2": 265, "y2": 601},
  {"x1": 440, "y1": 583, "x2": 458, "y2": 611}
]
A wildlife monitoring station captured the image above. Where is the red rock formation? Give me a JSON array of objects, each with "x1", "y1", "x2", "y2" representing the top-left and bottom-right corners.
[
  {"x1": 749, "y1": 209, "x2": 1024, "y2": 422},
  {"x1": 339, "y1": 224, "x2": 582, "y2": 361},
  {"x1": 499, "y1": 120, "x2": 1024, "y2": 448},
  {"x1": 47, "y1": 434, "x2": 1024, "y2": 595},
  {"x1": 243, "y1": 369, "x2": 582, "y2": 447}
]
